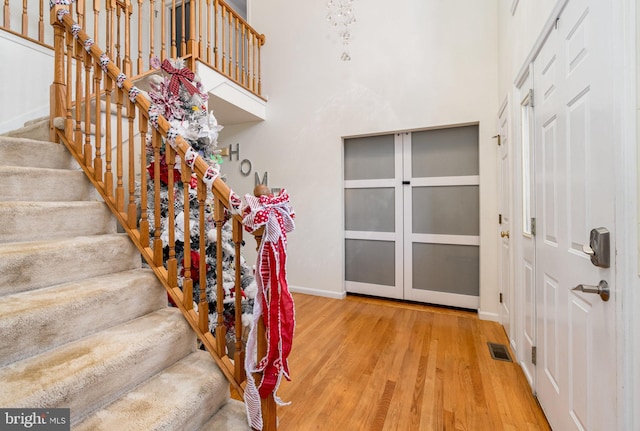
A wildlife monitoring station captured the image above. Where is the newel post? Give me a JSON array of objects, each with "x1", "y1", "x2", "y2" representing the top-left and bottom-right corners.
[
  {"x1": 251, "y1": 184, "x2": 278, "y2": 431},
  {"x1": 50, "y1": 5, "x2": 68, "y2": 143}
]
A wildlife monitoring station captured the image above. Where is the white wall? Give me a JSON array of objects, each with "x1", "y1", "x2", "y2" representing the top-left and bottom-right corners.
[
  {"x1": 497, "y1": 0, "x2": 557, "y2": 97},
  {"x1": 218, "y1": 0, "x2": 500, "y2": 315},
  {"x1": 0, "y1": 32, "x2": 53, "y2": 133}
]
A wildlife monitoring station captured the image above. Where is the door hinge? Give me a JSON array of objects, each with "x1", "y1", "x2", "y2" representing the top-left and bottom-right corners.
[
  {"x1": 528, "y1": 89, "x2": 535, "y2": 108},
  {"x1": 532, "y1": 346, "x2": 537, "y2": 365},
  {"x1": 498, "y1": 213, "x2": 503, "y2": 224},
  {"x1": 499, "y1": 292, "x2": 503, "y2": 303},
  {"x1": 531, "y1": 217, "x2": 536, "y2": 236}
]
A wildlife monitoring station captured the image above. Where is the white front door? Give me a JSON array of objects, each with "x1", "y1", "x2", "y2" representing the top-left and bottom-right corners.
[
  {"x1": 497, "y1": 101, "x2": 513, "y2": 339},
  {"x1": 533, "y1": 1, "x2": 617, "y2": 429}
]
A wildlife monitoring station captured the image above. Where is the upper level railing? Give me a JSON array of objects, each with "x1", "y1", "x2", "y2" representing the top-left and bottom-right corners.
[
  {"x1": 47, "y1": 3, "x2": 277, "y2": 430},
  {"x1": 2, "y1": 0, "x2": 265, "y2": 97}
]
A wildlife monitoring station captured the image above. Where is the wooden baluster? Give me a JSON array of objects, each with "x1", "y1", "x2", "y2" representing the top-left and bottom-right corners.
[
  {"x1": 258, "y1": 34, "x2": 264, "y2": 95},
  {"x1": 171, "y1": 0, "x2": 176, "y2": 58},
  {"x1": 64, "y1": 28, "x2": 73, "y2": 141},
  {"x1": 233, "y1": 217, "x2": 246, "y2": 383},
  {"x1": 160, "y1": 0, "x2": 166, "y2": 60},
  {"x1": 243, "y1": 24, "x2": 248, "y2": 86},
  {"x1": 227, "y1": 8, "x2": 231, "y2": 76},
  {"x1": 115, "y1": 85, "x2": 124, "y2": 212},
  {"x1": 93, "y1": 0, "x2": 100, "y2": 46},
  {"x1": 179, "y1": 0, "x2": 185, "y2": 57},
  {"x1": 138, "y1": 115, "x2": 149, "y2": 247},
  {"x1": 93, "y1": 59, "x2": 103, "y2": 182},
  {"x1": 186, "y1": 0, "x2": 197, "y2": 69},
  {"x1": 197, "y1": 180, "x2": 209, "y2": 334},
  {"x1": 181, "y1": 160, "x2": 193, "y2": 311},
  {"x1": 137, "y1": 0, "x2": 143, "y2": 73},
  {"x1": 106, "y1": 0, "x2": 112, "y2": 59},
  {"x1": 83, "y1": 49, "x2": 93, "y2": 170},
  {"x1": 252, "y1": 184, "x2": 277, "y2": 431},
  {"x1": 115, "y1": 3, "x2": 121, "y2": 68},
  {"x1": 127, "y1": 97, "x2": 136, "y2": 227},
  {"x1": 77, "y1": 0, "x2": 84, "y2": 29},
  {"x1": 214, "y1": 196, "x2": 226, "y2": 356},
  {"x1": 198, "y1": 0, "x2": 203, "y2": 59},
  {"x1": 249, "y1": 33, "x2": 257, "y2": 92},
  {"x1": 166, "y1": 143, "x2": 177, "y2": 287},
  {"x1": 152, "y1": 129, "x2": 163, "y2": 267},
  {"x1": 39, "y1": 0, "x2": 44, "y2": 43},
  {"x1": 74, "y1": 38, "x2": 83, "y2": 153},
  {"x1": 234, "y1": 18, "x2": 239, "y2": 81},
  {"x1": 3, "y1": 0, "x2": 9, "y2": 28},
  {"x1": 103, "y1": 73, "x2": 114, "y2": 197},
  {"x1": 50, "y1": 4, "x2": 68, "y2": 142},
  {"x1": 206, "y1": 0, "x2": 212, "y2": 64},
  {"x1": 220, "y1": 5, "x2": 225, "y2": 74},
  {"x1": 123, "y1": 0, "x2": 132, "y2": 76},
  {"x1": 212, "y1": 0, "x2": 217, "y2": 68},
  {"x1": 149, "y1": 0, "x2": 155, "y2": 62},
  {"x1": 21, "y1": 0, "x2": 27, "y2": 37}
]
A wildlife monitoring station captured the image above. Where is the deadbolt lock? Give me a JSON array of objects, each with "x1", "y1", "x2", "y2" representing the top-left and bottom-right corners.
[{"x1": 500, "y1": 231, "x2": 510, "y2": 238}]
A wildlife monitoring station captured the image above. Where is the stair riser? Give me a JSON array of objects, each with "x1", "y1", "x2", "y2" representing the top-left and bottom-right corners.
[
  {"x1": 0, "y1": 167, "x2": 94, "y2": 202},
  {"x1": 0, "y1": 138, "x2": 77, "y2": 170},
  {"x1": 0, "y1": 234, "x2": 141, "y2": 296},
  {"x1": 0, "y1": 308, "x2": 196, "y2": 423},
  {"x1": 0, "y1": 202, "x2": 116, "y2": 244},
  {"x1": 0, "y1": 269, "x2": 167, "y2": 367}
]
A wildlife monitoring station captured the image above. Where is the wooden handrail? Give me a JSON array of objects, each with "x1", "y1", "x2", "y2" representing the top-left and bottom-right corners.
[
  {"x1": 2, "y1": 0, "x2": 265, "y2": 97},
  {"x1": 49, "y1": 4, "x2": 277, "y2": 429}
]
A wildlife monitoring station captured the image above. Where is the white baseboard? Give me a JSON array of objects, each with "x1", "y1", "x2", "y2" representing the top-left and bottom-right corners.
[
  {"x1": 477, "y1": 310, "x2": 500, "y2": 322},
  {"x1": 289, "y1": 285, "x2": 346, "y2": 300}
]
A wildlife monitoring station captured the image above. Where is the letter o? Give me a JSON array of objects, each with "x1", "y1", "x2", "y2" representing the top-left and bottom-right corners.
[{"x1": 240, "y1": 159, "x2": 252, "y2": 177}]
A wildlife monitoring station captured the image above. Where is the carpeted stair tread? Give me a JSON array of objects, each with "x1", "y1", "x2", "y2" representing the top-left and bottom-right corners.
[
  {"x1": 199, "y1": 399, "x2": 252, "y2": 431},
  {"x1": 0, "y1": 201, "x2": 115, "y2": 243},
  {"x1": 0, "y1": 269, "x2": 167, "y2": 367},
  {"x1": 0, "y1": 234, "x2": 141, "y2": 296},
  {"x1": 74, "y1": 351, "x2": 234, "y2": 431},
  {"x1": 0, "y1": 136, "x2": 76, "y2": 170},
  {"x1": 0, "y1": 307, "x2": 196, "y2": 424},
  {"x1": 1, "y1": 118, "x2": 50, "y2": 142},
  {"x1": 0, "y1": 165, "x2": 94, "y2": 202}
]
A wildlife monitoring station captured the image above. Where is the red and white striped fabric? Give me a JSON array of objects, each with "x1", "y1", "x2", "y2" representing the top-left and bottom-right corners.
[{"x1": 242, "y1": 190, "x2": 295, "y2": 430}]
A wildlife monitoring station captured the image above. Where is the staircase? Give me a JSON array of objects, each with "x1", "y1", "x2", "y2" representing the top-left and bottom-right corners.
[{"x1": 0, "y1": 120, "x2": 250, "y2": 430}]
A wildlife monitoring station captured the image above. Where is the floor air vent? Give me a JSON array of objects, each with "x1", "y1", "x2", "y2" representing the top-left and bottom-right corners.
[{"x1": 487, "y1": 342, "x2": 512, "y2": 362}]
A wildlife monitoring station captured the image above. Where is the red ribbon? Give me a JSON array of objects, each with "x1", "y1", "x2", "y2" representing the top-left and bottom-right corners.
[{"x1": 161, "y1": 59, "x2": 199, "y2": 96}]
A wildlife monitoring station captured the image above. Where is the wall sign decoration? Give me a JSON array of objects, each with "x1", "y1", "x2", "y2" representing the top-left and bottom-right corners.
[{"x1": 228, "y1": 143, "x2": 281, "y2": 193}]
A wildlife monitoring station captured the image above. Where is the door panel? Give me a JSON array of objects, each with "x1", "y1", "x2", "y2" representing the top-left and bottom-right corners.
[
  {"x1": 344, "y1": 134, "x2": 404, "y2": 299},
  {"x1": 533, "y1": 1, "x2": 617, "y2": 429},
  {"x1": 403, "y1": 127, "x2": 480, "y2": 309}
]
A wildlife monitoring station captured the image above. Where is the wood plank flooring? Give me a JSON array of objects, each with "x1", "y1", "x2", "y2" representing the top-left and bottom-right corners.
[{"x1": 272, "y1": 293, "x2": 550, "y2": 431}]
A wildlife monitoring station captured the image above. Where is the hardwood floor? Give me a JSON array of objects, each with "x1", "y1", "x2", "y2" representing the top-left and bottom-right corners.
[{"x1": 272, "y1": 293, "x2": 550, "y2": 431}]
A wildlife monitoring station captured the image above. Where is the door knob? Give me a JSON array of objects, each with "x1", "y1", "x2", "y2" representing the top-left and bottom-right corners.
[
  {"x1": 572, "y1": 280, "x2": 610, "y2": 302},
  {"x1": 500, "y1": 231, "x2": 510, "y2": 238}
]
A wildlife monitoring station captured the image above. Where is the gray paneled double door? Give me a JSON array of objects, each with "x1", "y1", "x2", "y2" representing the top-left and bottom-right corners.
[{"x1": 344, "y1": 125, "x2": 479, "y2": 309}]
